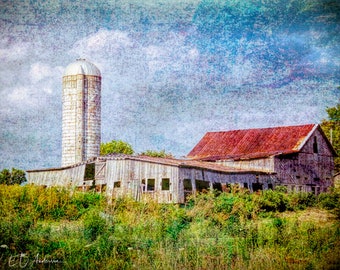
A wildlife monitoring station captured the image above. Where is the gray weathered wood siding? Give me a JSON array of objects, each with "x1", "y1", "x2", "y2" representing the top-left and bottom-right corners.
[
  {"x1": 27, "y1": 164, "x2": 85, "y2": 187},
  {"x1": 216, "y1": 156, "x2": 275, "y2": 172},
  {"x1": 105, "y1": 159, "x2": 180, "y2": 203},
  {"x1": 274, "y1": 128, "x2": 334, "y2": 193}
]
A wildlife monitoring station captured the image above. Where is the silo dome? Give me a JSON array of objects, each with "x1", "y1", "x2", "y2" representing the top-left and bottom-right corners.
[{"x1": 63, "y1": 58, "x2": 101, "y2": 77}]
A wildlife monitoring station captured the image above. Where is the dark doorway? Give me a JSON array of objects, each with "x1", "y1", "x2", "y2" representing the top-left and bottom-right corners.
[
  {"x1": 212, "y1": 182, "x2": 222, "y2": 192},
  {"x1": 252, "y1": 182, "x2": 263, "y2": 192},
  {"x1": 84, "y1": 163, "x2": 95, "y2": 180},
  {"x1": 184, "y1": 179, "x2": 193, "y2": 201}
]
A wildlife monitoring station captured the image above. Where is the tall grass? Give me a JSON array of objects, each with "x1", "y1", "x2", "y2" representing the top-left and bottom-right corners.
[{"x1": 0, "y1": 184, "x2": 339, "y2": 269}]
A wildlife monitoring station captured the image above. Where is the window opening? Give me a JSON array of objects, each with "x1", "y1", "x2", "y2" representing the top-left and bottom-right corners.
[
  {"x1": 195, "y1": 180, "x2": 210, "y2": 192},
  {"x1": 183, "y1": 179, "x2": 192, "y2": 191},
  {"x1": 114, "y1": 181, "x2": 121, "y2": 188},
  {"x1": 313, "y1": 136, "x2": 318, "y2": 153},
  {"x1": 161, "y1": 178, "x2": 170, "y2": 190},
  {"x1": 147, "y1": 179, "x2": 155, "y2": 191}
]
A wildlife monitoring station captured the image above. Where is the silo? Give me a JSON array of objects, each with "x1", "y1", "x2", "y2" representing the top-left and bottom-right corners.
[{"x1": 62, "y1": 59, "x2": 101, "y2": 167}]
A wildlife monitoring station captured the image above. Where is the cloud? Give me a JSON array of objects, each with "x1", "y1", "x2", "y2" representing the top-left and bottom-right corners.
[
  {"x1": 70, "y1": 29, "x2": 133, "y2": 56},
  {"x1": 29, "y1": 62, "x2": 54, "y2": 84},
  {"x1": 0, "y1": 40, "x2": 30, "y2": 61},
  {"x1": 7, "y1": 86, "x2": 32, "y2": 104}
]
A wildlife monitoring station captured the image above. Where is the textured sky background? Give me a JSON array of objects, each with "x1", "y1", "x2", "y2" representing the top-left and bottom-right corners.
[{"x1": 0, "y1": 0, "x2": 339, "y2": 170}]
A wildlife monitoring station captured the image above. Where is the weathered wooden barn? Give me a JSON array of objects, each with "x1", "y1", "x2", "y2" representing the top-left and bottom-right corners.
[
  {"x1": 27, "y1": 155, "x2": 275, "y2": 203},
  {"x1": 187, "y1": 124, "x2": 336, "y2": 194}
]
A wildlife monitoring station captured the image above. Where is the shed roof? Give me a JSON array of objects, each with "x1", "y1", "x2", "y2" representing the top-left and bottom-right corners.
[
  {"x1": 99, "y1": 154, "x2": 270, "y2": 174},
  {"x1": 187, "y1": 124, "x2": 327, "y2": 161},
  {"x1": 27, "y1": 154, "x2": 271, "y2": 175}
]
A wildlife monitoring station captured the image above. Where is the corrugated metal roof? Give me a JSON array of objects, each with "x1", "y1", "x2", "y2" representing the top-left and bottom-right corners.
[
  {"x1": 100, "y1": 154, "x2": 271, "y2": 174},
  {"x1": 187, "y1": 124, "x2": 318, "y2": 161},
  {"x1": 27, "y1": 154, "x2": 273, "y2": 175}
]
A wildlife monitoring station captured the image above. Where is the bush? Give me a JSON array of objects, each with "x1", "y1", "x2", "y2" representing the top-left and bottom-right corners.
[
  {"x1": 288, "y1": 192, "x2": 316, "y2": 210},
  {"x1": 83, "y1": 208, "x2": 107, "y2": 241},
  {"x1": 317, "y1": 190, "x2": 340, "y2": 210},
  {"x1": 257, "y1": 190, "x2": 288, "y2": 213}
]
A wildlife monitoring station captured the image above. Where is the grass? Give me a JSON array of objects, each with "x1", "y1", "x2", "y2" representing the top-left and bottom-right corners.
[{"x1": 0, "y1": 184, "x2": 339, "y2": 269}]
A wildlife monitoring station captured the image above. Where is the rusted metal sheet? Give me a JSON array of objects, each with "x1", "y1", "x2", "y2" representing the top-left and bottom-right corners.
[{"x1": 187, "y1": 124, "x2": 318, "y2": 161}]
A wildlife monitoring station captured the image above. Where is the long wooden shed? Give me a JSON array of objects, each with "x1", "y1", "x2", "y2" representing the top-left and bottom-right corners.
[{"x1": 27, "y1": 155, "x2": 275, "y2": 203}]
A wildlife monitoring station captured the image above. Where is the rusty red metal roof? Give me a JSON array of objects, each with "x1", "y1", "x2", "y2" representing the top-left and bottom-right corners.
[{"x1": 187, "y1": 124, "x2": 318, "y2": 161}]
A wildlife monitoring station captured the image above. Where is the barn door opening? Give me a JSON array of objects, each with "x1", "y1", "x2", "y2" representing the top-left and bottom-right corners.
[
  {"x1": 183, "y1": 179, "x2": 193, "y2": 201},
  {"x1": 252, "y1": 182, "x2": 263, "y2": 192}
]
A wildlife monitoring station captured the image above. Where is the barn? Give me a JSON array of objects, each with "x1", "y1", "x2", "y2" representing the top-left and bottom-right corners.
[
  {"x1": 187, "y1": 124, "x2": 336, "y2": 194},
  {"x1": 27, "y1": 154, "x2": 275, "y2": 203},
  {"x1": 26, "y1": 60, "x2": 336, "y2": 202}
]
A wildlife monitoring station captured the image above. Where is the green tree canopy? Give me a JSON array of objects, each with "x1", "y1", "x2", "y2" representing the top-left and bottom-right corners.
[
  {"x1": 100, "y1": 140, "x2": 134, "y2": 155},
  {"x1": 321, "y1": 94, "x2": 340, "y2": 173},
  {"x1": 139, "y1": 150, "x2": 173, "y2": 158},
  {"x1": 0, "y1": 168, "x2": 26, "y2": 185}
]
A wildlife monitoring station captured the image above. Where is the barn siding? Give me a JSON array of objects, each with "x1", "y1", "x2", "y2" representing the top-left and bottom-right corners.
[
  {"x1": 27, "y1": 164, "x2": 86, "y2": 187},
  {"x1": 105, "y1": 159, "x2": 180, "y2": 203},
  {"x1": 274, "y1": 128, "x2": 334, "y2": 193},
  {"x1": 216, "y1": 156, "x2": 275, "y2": 172}
]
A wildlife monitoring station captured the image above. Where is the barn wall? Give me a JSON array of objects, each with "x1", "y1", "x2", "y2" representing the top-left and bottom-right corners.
[
  {"x1": 105, "y1": 159, "x2": 180, "y2": 203},
  {"x1": 216, "y1": 157, "x2": 275, "y2": 172},
  {"x1": 177, "y1": 167, "x2": 276, "y2": 203},
  {"x1": 27, "y1": 164, "x2": 86, "y2": 187},
  {"x1": 274, "y1": 128, "x2": 334, "y2": 193}
]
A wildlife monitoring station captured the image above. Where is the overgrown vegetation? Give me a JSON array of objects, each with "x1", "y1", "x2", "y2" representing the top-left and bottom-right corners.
[
  {"x1": 0, "y1": 185, "x2": 339, "y2": 269},
  {"x1": 321, "y1": 94, "x2": 340, "y2": 172},
  {"x1": 139, "y1": 149, "x2": 174, "y2": 158}
]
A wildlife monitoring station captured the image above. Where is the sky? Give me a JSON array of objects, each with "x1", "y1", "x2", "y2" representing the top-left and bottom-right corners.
[{"x1": 0, "y1": 0, "x2": 339, "y2": 170}]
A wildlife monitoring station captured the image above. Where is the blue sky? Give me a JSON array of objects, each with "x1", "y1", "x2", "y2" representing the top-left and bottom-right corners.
[{"x1": 0, "y1": 0, "x2": 339, "y2": 170}]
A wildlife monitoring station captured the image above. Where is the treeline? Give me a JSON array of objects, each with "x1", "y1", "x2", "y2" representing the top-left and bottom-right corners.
[
  {"x1": 0, "y1": 168, "x2": 26, "y2": 185},
  {"x1": 0, "y1": 185, "x2": 339, "y2": 269}
]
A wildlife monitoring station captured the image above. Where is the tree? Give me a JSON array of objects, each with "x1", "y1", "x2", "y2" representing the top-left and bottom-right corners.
[
  {"x1": 100, "y1": 140, "x2": 134, "y2": 155},
  {"x1": 321, "y1": 96, "x2": 340, "y2": 173},
  {"x1": 139, "y1": 150, "x2": 174, "y2": 158},
  {"x1": 0, "y1": 168, "x2": 26, "y2": 185}
]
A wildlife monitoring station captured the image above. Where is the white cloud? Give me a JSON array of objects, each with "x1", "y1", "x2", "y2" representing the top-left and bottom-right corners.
[
  {"x1": 29, "y1": 62, "x2": 54, "y2": 83},
  {"x1": 188, "y1": 48, "x2": 199, "y2": 60},
  {"x1": 71, "y1": 29, "x2": 133, "y2": 55},
  {"x1": 0, "y1": 41, "x2": 30, "y2": 60},
  {"x1": 7, "y1": 86, "x2": 34, "y2": 104}
]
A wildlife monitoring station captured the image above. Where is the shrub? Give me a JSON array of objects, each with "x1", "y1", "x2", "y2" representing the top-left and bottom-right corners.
[
  {"x1": 257, "y1": 190, "x2": 288, "y2": 213},
  {"x1": 317, "y1": 190, "x2": 340, "y2": 210},
  {"x1": 83, "y1": 208, "x2": 107, "y2": 241},
  {"x1": 288, "y1": 192, "x2": 316, "y2": 210}
]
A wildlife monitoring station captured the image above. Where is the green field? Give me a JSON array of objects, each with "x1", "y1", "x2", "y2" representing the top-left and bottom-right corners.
[{"x1": 1, "y1": 185, "x2": 339, "y2": 269}]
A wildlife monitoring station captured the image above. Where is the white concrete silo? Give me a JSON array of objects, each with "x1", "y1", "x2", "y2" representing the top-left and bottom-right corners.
[{"x1": 61, "y1": 59, "x2": 101, "y2": 167}]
